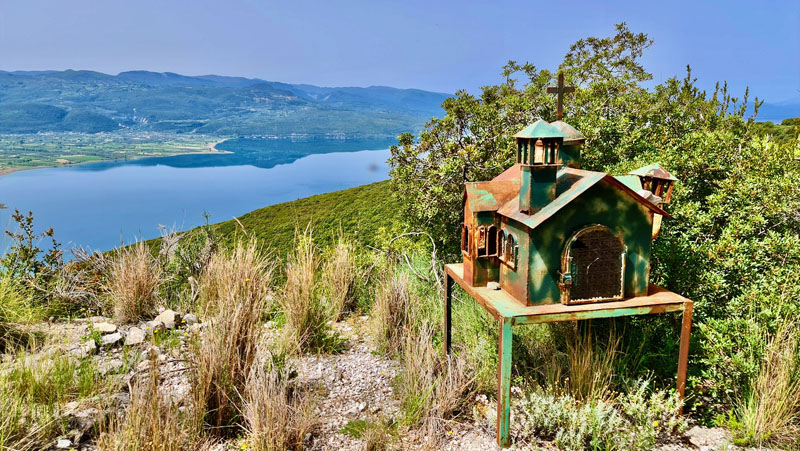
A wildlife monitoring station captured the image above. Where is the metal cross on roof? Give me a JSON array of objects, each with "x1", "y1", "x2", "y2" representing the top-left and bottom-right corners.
[{"x1": 547, "y1": 72, "x2": 575, "y2": 121}]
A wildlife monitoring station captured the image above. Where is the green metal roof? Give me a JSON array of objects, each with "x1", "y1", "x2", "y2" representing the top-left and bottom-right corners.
[
  {"x1": 514, "y1": 119, "x2": 569, "y2": 139},
  {"x1": 492, "y1": 166, "x2": 670, "y2": 230},
  {"x1": 628, "y1": 163, "x2": 677, "y2": 181},
  {"x1": 549, "y1": 120, "x2": 585, "y2": 143},
  {"x1": 613, "y1": 175, "x2": 643, "y2": 192}
]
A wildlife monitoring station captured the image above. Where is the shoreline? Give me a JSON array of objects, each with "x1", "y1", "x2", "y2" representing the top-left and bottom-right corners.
[{"x1": 0, "y1": 138, "x2": 232, "y2": 178}]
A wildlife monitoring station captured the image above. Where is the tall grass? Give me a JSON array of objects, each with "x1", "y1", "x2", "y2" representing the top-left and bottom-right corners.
[
  {"x1": 563, "y1": 326, "x2": 619, "y2": 402},
  {"x1": 0, "y1": 351, "x2": 112, "y2": 450},
  {"x1": 109, "y1": 241, "x2": 163, "y2": 323},
  {"x1": 733, "y1": 324, "x2": 800, "y2": 447},
  {"x1": 197, "y1": 239, "x2": 273, "y2": 318},
  {"x1": 320, "y1": 234, "x2": 358, "y2": 321},
  {"x1": 242, "y1": 355, "x2": 316, "y2": 450},
  {"x1": 0, "y1": 376, "x2": 57, "y2": 451},
  {"x1": 369, "y1": 264, "x2": 475, "y2": 443},
  {"x1": 191, "y1": 242, "x2": 275, "y2": 434},
  {"x1": 279, "y1": 230, "x2": 333, "y2": 353},
  {"x1": 98, "y1": 360, "x2": 207, "y2": 451},
  {"x1": 370, "y1": 270, "x2": 413, "y2": 355},
  {"x1": 0, "y1": 273, "x2": 37, "y2": 351},
  {"x1": 396, "y1": 321, "x2": 475, "y2": 436}
]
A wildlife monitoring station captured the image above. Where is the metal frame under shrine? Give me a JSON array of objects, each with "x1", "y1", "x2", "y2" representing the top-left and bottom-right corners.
[{"x1": 443, "y1": 263, "x2": 693, "y2": 448}]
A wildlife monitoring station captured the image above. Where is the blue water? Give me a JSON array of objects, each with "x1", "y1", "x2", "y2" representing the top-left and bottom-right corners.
[{"x1": 0, "y1": 138, "x2": 394, "y2": 253}]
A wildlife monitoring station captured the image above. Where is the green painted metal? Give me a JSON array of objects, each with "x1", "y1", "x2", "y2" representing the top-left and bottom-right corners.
[
  {"x1": 497, "y1": 318, "x2": 513, "y2": 447},
  {"x1": 465, "y1": 183, "x2": 499, "y2": 212},
  {"x1": 629, "y1": 163, "x2": 678, "y2": 181},
  {"x1": 513, "y1": 119, "x2": 569, "y2": 139},
  {"x1": 559, "y1": 143, "x2": 582, "y2": 168},
  {"x1": 614, "y1": 174, "x2": 643, "y2": 192},
  {"x1": 526, "y1": 180, "x2": 653, "y2": 304},
  {"x1": 513, "y1": 304, "x2": 684, "y2": 325},
  {"x1": 519, "y1": 165, "x2": 558, "y2": 213},
  {"x1": 549, "y1": 120, "x2": 585, "y2": 143}
]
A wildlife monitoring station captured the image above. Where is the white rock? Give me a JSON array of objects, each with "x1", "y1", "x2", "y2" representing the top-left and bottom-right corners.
[
  {"x1": 182, "y1": 313, "x2": 197, "y2": 326},
  {"x1": 154, "y1": 309, "x2": 180, "y2": 329},
  {"x1": 92, "y1": 322, "x2": 117, "y2": 333},
  {"x1": 140, "y1": 345, "x2": 162, "y2": 360},
  {"x1": 99, "y1": 359, "x2": 124, "y2": 375},
  {"x1": 145, "y1": 320, "x2": 166, "y2": 334},
  {"x1": 124, "y1": 327, "x2": 145, "y2": 346},
  {"x1": 487, "y1": 281, "x2": 501, "y2": 290},
  {"x1": 56, "y1": 438, "x2": 71, "y2": 448},
  {"x1": 101, "y1": 332, "x2": 123, "y2": 347}
]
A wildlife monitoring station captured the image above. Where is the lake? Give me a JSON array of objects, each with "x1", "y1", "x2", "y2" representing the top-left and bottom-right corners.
[{"x1": 0, "y1": 137, "x2": 395, "y2": 253}]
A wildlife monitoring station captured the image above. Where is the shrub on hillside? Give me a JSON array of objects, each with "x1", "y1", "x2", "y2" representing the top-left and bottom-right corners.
[{"x1": 518, "y1": 380, "x2": 686, "y2": 450}]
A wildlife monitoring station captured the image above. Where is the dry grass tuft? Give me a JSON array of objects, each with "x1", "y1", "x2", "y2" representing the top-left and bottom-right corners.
[
  {"x1": 109, "y1": 241, "x2": 163, "y2": 323},
  {"x1": 197, "y1": 239, "x2": 273, "y2": 318},
  {"x1": 370, "y1": 270, "x2": 413, "y2": 355},
  {"x1": 98, "y1": 360, "x2": 207, "y2": 451},
  {"x1": 242, "y1": 355, "x2": 316, "y2": 450},
  {"x1": 191, "y1": 242, "x2": 275, "y2": 434},
  {"x1": 396, "y1": 321, "x2": 475, "y2": 440},
  {"x1": 279, "y1": 230, "x2": 332, "y2": 353},
  {"x1": 564, "y1": 327, "x2": 619, "y2": 402},
  {"x1": 543, "y1": 325, "x2": 620, "y2": 403},
  {"x1": 321, "y1": 234, "x2": 358, "y2": 321},
  {"x1": 734, "y1": 324, "x2": 800, "y2": 447}
]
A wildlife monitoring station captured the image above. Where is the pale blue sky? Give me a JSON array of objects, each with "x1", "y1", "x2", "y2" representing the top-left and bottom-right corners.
[{"x1": 0, "y1": 0, "x2": 798, "y2": 102}]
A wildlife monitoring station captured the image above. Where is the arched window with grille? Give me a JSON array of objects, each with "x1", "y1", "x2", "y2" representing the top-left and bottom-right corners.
[{"x1": 460, "y1": 224, "x2": 469, "y2": 254}]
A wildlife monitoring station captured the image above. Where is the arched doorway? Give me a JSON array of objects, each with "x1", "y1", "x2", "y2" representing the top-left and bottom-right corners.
[{"x1": 560, "y1": 225, "x2": 626, "y2": 304}]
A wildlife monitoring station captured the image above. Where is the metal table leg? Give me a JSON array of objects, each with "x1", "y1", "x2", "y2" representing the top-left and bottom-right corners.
[
  {"x1": 497, "y1": 317, "x2": 513, "y2": 447},
  {"x1": 444, "y1": 272, "x2": 453, "y2": 356},
  {"x1": 677, "y1": 300, "x2": 693, "y2": 414}
]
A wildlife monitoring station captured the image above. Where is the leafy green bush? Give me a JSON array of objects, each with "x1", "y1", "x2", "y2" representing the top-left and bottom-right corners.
[
  {"x1": 388, "y1": 21, "x2": 800, "y2": 418},
  {"x1": 518, "y1": 380, "x2": 686, "y2": 450}
]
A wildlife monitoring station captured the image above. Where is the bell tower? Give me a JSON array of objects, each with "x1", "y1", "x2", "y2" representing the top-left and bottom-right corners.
[{"x1": 514, "y1": 120, "x2": 567, "y2": 214}]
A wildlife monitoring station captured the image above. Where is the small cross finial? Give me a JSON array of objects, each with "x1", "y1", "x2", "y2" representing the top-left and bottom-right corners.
[{"x1": 546, "y1": 72, "x2": 575, "y2": 121}]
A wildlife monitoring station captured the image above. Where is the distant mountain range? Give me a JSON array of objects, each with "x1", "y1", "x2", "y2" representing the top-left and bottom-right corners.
[
  {"x1": 757, "y1": 97, "x2": 800, "y2": 123},
  {"x1": 0, "y1": 70, "x2": 451, "y2": 136}
]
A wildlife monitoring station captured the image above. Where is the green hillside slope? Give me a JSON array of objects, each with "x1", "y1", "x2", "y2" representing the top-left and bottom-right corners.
[{"x1": 209, "y1": 180, "x2": 399, "y2": 258}]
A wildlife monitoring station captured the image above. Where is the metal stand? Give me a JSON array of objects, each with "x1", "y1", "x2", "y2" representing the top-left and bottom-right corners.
[{"x1": 443, "y1": 263, "x2": 693, "y2": 448}]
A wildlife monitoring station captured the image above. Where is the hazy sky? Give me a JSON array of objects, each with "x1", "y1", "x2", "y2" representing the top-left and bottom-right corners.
[{"x1": 1, "y1": 0, "x2": 798, "y2": 102}]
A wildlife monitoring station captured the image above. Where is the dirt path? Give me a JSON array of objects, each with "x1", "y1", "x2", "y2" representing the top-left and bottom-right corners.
[{"x1": 294, "y1": 317, "x2": 401, "y2": 450}]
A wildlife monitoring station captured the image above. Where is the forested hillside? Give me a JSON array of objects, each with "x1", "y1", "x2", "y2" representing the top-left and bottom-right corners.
[{"x1": 0, "y1": 70, "x2": 449, "y2": 136}]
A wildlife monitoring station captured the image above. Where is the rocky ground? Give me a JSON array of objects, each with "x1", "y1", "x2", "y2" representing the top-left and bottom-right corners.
[{"x1": 4, "y1": 312, "x2": 752, "y2": 451}]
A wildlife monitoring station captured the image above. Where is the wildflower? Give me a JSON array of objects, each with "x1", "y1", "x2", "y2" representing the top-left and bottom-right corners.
[
  {"x1": 158, "y1": 306, "x2": 165, "y2": 313},
  {"x1": 653, "y1": 420, "x2": 659, "y2": 427},
  {"x1": 245, "y1": 278, "x2": 250, "y2": 282}
]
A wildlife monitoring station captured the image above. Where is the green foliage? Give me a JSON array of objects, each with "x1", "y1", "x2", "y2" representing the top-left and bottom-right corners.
[
  {"x1": 389, "y1": 23, "x2": 657, "y2": 258},
  {"x1": 2, "y1": 209, "x2": 62, "y2": 284},
  {"x1": 518, "y1": 380, "x2": 687, "y2": 450},
  {"x1": 388, "y1": 22, "x2": 800, "y2": 419}
]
